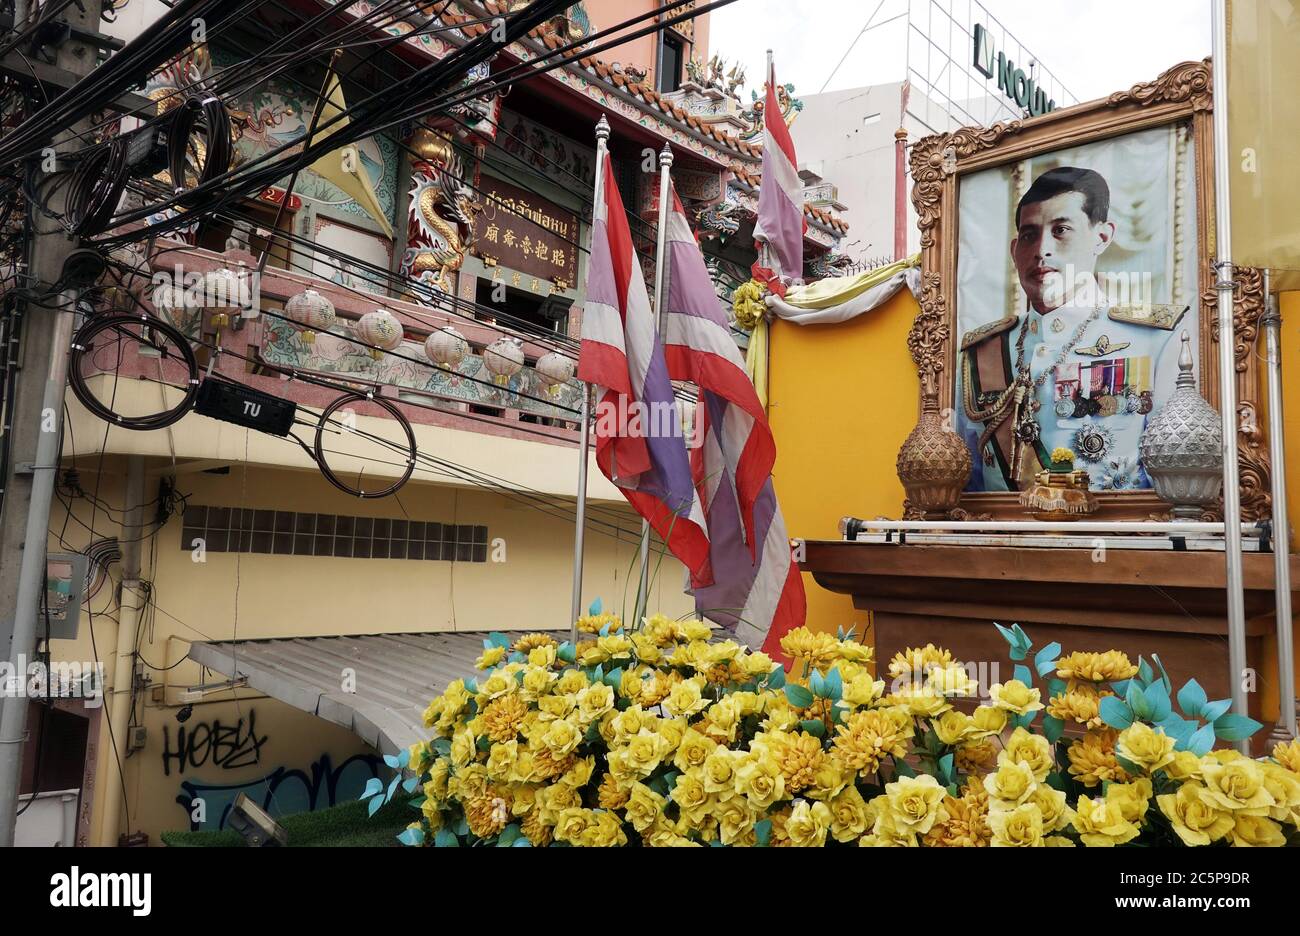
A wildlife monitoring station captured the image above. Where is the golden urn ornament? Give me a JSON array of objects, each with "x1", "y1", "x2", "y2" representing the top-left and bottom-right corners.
[{"x1": 896, "y1": 374, "x2": 972, "y2": 518}]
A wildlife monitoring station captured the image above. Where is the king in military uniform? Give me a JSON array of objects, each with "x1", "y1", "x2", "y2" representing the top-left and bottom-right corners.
[{"x1": 960, "y1": 167, "x2": 1187, "y2": 492}]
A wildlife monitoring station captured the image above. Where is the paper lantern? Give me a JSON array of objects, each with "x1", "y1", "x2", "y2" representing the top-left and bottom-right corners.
[
  {"x1": 534, "y1": 350, "x2": 575, "y2": 397},
  {"x1": 200, "y1": 268, "x2": 244, "y2": 317},
  {"x1": 424, "y1": 326, "x2": 468, "y2": 370},
  {"x1": 483, "y1": 336, "x2": 524, "y2": 386},
  {"x1": 354, "y1": 309, "x2": 404, "y2": 360},
  {"x1": 283, "y1": 288, "x2": 336, "y2": 345},
  {"x1": 151, "y1": 280, "x2": 199, "y2": 335}
]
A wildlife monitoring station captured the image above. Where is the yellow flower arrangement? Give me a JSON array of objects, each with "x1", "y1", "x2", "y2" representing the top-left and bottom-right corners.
[{"x1": 387, "y1": 619, "x2": 1296, "y2": 848}]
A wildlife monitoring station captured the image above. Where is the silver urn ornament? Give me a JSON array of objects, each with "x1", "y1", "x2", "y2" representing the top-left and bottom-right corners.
[{"x1": 1138, "y1": 331, "x2": 1223, "y2": 520}]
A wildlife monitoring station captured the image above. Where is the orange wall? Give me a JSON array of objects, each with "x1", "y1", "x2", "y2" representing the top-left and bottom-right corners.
[
  {"x1": 769, "y1": 288, "x2": 1300, "y2": 726},
  {"x1": 767, "y1": 288, "x2": 917, "y2": 646},
  {"x1": 586, "y1": 0, "x2": 710, "y2": 87}
]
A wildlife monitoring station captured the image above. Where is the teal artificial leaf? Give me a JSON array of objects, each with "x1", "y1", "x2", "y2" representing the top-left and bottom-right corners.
[
  {"x1": 409, "y1": 795, "x2": 427, "y2": 809},
  {"x1": 1150, "y1": 654, "x2": 1173, "y2": 695},
  {"x1": 800, "y1": 719, "x2": 826, "y2": 738},
  {"x1": 767, "y1": 666, "x2": 786, "y2": 690},
  {"x1": 498, "y1": 824, "x2": 521, "y2": 847},
  {"x1": 464, "y1": 678, "x2": 478, "y2": 694},
  {"x1": 433, "y1": 738, "x2": 451, "y2": 757},
  {"x1": 454, "y1": 815, "x2": 469, "y2": 837},
  {"x1": 1158, "y1": 714, "x2": 1197, "y2": 749},
  {"x1": 893, "y1": 759, "x2": 917, "y2": 778},
  {"x1": 402, "y1": 776, "x2": 420, "y2": 794},
  {"x1": 382, "y1": 753, "x2": 400, "y2": 770},
  {"x1": 509, "y1": 652, "x2": 526, "y2": 665},
  {"x1": 1213, "y1": 713, "x2": 1264, "y2": 741},
  {"x1": 785, "y1": 684, "x2": 814, "y2": 708},
  {"x1": 434, "y1": 828, "x2": 460, "y2": 848},
  {"x1": 1048, "y1": 678, "x2": 1067, "y2": 698},
  {"x1": 604, "y1": 666, "x2": 623, "y2": 688},
  {"x1": 598, "y1": 622, "x2": 610, "y2": 637},
  {"x1": 1014, "y1": 710, "x2": 1038, "y2": 729},
  {"x1": 1144, "y1": 680, "x2": 1172, "y2": 722},
  {"x1": 1177, "y1": 678, "x2": 1208, "y2": 719},
  {"x1": 995, "y1": 623, "x2": 1033, "y2": 661},
  {"x1": 1188, "y1": 723, "x2": 1216, "y2": 756},
  {"x1": 1042, "y1": 714, "x2": 1064, "y2": 744},
  {"x1": 360, "y1": 777, "x2": 383, "y2": 800},
  {"x1": 592, "y1": 664, "x2": 604, "y2": 683},
  {"x1": 368, "y1": 794, "x2": 385, "y2": 817},
  {"x1": 557, "y1": 642, "x2": 576, "y2": 664},
  {"x1": 1138, "y1": 657, "x2": 1155, "y2": 688},
  {"x1": 662, "y1": 771, "x2": 681, "y2": 793},
  {"x1": 1115, "y1": 753, "x2": 1143, "y2": 775},
  {"x1": 397, "y1": 826, "x2": 425, "y2": 847},
  {"x1": 398, "y1": 746, "x2": 411, "y2": 769},
  {"x1": 1099, "y1": 695, "x2": 1134, "y2": 730},
  {"x1": 1201, "y1": 698, "x2": 1232, "y2": 723},
  {"x1": 1013, "y1": 664, "x2": 1033, "y2": 687},
  {"x1": 809, "y1": 669, "x2": 827, "y2": 699},
  {"x1": 754, "y1": 819, "x2": 772, "y2": 847},
  {"x1": 939, "y1": 753, "x2": 955, "y2": 784},
  {"x1": 1034, "y1": 641, "x2": 1062, "y2": 678},
  {"x1": 385, "y1": 775, "x2": 401, "y2": 804},
  {"x1": 1125, "y1": 681, "x2": 1152, "y2": 721},
  {"x1": 588, "y1": 597, "x2": 602, "y2": 616},
  {"x1": 512, "y1": 837, "x2": 533, "y2": 847},
  {"x1": 824, "y1": 667, "x2": 843, "y2": 702},
  {"x1": 1110, "y1": 679, "x2": 1133, "y2": 697}
]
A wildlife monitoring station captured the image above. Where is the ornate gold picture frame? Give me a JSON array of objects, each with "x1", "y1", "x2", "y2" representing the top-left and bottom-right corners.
[{"x1": 907, "y1": 60, "x2": 1271, "y2": 522}]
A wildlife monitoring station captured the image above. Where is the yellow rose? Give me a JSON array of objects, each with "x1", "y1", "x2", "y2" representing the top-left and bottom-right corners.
[
  {"x1": 983, "y1": 760, "x2": 1037, "y2": 808},
  {"x1": 656, "y1": 716, "x2": 687, "y2": 753},
  {"x1": 828, "y1": 785, "x2": 871, "y2": 843},
  {"x1": 701, "y1": 747, "x2": 739, "y2": 796},
  {"x1": 932, "y1": 710, "x2": 976, "y2": 746},
  {"x1": 576, "y1": 682, "x2": 615, "y2": 724},
  {"x1": 1200, "y1": 758, "x2": 1275, "y2": 812},
  {"x1": 717, "y1": 796, "x2": 757, "y2": 845},
  {"x1": 1260, "y1": 763, "x2": 1300, "y2": 825},
  {"x1": 421, "y1": 798, "x2": 443, "y2": 829},
  {"x1": 485, "y1": 739, "x2": 518, "y2": 780},
  {"x1": 477, "y1": 671, "x2": 514, "y2": 700},
  {"x1": 730, "y1": 691, "x2": 764, "y2": 718},
  {"x1": 700, "y1": 695, "x2": 743, "y2": 743},
  {"x1": 624, "y1": 730, "x2": 670, "y2": 776},
  {"x1": 1104, "y1": 777, "x2": 1153, "y2": 824},
  {"x1": 734, "y1": 753, "x2": 785, "y2": 809},
  {"x1": 425, "y1": 759, "x2": 451, "y2": 803},
  {"x1": 884, "y1": 774, "x2": 948, "y2": 836},
  {"x1": 887, "y1": 682, "x2": 952, "y2": 718},
  {"x1": 1157, "y1": 783, "x2": 1235, "y2": 846},
  {"x1": 555, "y1": 669, "x2": 589, "y2": 695},
  {"x1": 842, "y1": 673, "x2": 886, "y2": 708},
  {"x1": 970, "y1": 704, "x2": 1009, "y2": 739},
  {"x1": 536, "y1": 693, "x2": 576, "y2": 721},
  {"x1": 866, "y1": 806, "x2": 920, "y2": 847},
  {"x1": 997, "y1": 726, "x2": 1054, "y2": 781},
  {"x1": 578, "y1": 810, "x2": 627, "y2": 847},
  {"x1": 475, "y1": 645, "x2": 507, "y2": 669},
  {"x1": 609, "y1": 704, "x2": 648, "y2": 742},
  {"x1": 623, "y1": 782, "x2": 666, "y2": 833},
  {"x1": 988, "y1": 679, "x2": 1044, "y2": 716},
  {"x1": 541, "y1": 718, "x2": 582, "y2": 757},
  {"x1": 670, "y1": 771, "x2": 712, "y2": 825},
  {"x1": 560, "y1": 756, "x2": 596, "y2": 789},
  {"x1": 836, "y1": 640, "x2": 874, "y2": 664},
  {"x1": 679, "y1": 619, "x2": 712, "y2": 642},
  {"x1": 1030, "y1": 784, "x2": 1073, "y2": 833},
  {"x1": 664, "y1": 678, "x2": 709, "y2": 717},
  {"x1": 527, "y1": 644, "x2": 556, "y2": 669},
  {"x1": 785, "y1": 799, "x2": 833, "y2": 847},
  {"x1": 552, "y1": 807, "x2": 593, "y2": 844},
  {"x1": 1164, "y1": 749, "x2": 1203, "y2": 781},
  {"x1": 742, "y1": 651, "x2": 777, "y2": 678},
  {"x1": 1116, "y1": 723, "x2": 1176, "y2": 774},
  {"x1": 1072, "y1": 795, "x2": 1140, "y2": 846},
  {"x1": 1229, "y1": 813, "x2": 1286, "y2": 847},
  {"x1": 672, "y1": 727, "x2": 718, "y2": 774},
  {"x1": 450, "y1": 727, "x2": 476, "y2": 768},
  {"x1": 926, "y1": 662, "x2": 979, "y2": 698},
  {"x1": 988, "y1": 802, "x2": 1045, "y2": 846}
]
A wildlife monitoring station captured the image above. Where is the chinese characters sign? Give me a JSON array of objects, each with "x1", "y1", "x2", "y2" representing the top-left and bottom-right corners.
[{"x1": 473, "y1": 175, "x2": 579, "y2": 291}]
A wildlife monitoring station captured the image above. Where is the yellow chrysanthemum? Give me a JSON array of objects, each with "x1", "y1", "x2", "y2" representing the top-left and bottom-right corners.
[
  {"x1": 779, "y1": 627, "x2": 840, "y2": 670},
  {"x1": 1046, "y1": 684, "x2": 1107, "y2": 728},
  {"x1": 1066, "y1": 729, "x2": 1130, "y2": 787},
  {"x1": 832, "y1": 708, "x2": 913, "y2": 776},
  {"x1": 887, "y1": 643, "x2": 953, "y2": 681},
  {"x1": 480, "y1": 693, "x2": 529, "y2": 743},
  {"x1": 1055, "y1": 650, "x2": 1138, "y2": 682},
  {"x1": 512, "y1": 632, "x2": 556, "y2": 653},
  {"x1": 955, "y1": 738, "x2": 998, "y2": 775},
  {"x1": 464, "y1": 788, "x2": 511, "y2": 839},
  {"x1": 921, "y1": 793, "x2": 990, "y2": 847}
]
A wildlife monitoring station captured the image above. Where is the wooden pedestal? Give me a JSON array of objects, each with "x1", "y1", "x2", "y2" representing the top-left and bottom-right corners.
[{"x1": 803, "y1": 540, "x2": 1297, "y2": 743}]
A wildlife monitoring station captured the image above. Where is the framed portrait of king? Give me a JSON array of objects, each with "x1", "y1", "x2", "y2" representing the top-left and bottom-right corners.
[{"x1": 907, "y1": 60, "x2": 1272, "y2": 522}]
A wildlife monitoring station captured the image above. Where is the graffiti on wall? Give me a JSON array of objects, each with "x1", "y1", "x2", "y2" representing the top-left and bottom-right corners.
[
  {"x1": 175, "y1": 753, "x2": 384, "y2": 831},
  {"x1": 161, "y1": 709, "x2": 269, "y2": 776}
]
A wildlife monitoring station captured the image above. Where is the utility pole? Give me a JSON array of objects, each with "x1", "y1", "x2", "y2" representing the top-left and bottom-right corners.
[{"x1": 0, "y1": 0, "x2": 108, "y2": 847}]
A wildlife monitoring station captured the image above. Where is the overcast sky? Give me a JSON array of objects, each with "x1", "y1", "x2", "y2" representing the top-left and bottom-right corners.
[{"x1": 709, "y1": 0, "x2": 1212, "y2": 106}]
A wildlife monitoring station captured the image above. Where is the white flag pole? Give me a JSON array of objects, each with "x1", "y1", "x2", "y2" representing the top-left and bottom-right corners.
[
  {"x1": 571, "y1": 116, "x2": 610, "y2": 643},
  {"x1": 634, "y1": 143, "x2": 676, "y2": 627},
  {"x1": 1211, "y1": 0, "x2": 1250, "y2": 753}
]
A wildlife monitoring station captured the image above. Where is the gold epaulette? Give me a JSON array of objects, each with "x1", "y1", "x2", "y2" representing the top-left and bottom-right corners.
[
  {"x1": 960, "y1": 315, "x2": 1019, "y2": 350},
  {"x1": 1108, "y1": 304, "x2": 1189, "y2": 330}
]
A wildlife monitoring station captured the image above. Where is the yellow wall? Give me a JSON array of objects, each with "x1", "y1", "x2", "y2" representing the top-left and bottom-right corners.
[
  {"x1": 767, "y1": 288, "x2": 919, "y2": 644},
  {"x1": 48, "y1": 461, "x2": 690, "y2": 843}
]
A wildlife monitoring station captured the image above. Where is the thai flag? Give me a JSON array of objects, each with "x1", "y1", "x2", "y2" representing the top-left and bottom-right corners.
[
  {"x1": 662, "y1": 184, "x2": 806, "y2": 659},
  {"x1": 751, "y1": 59, "x2": 806, "y2": 297},
  {"x1": 579, "y1": 158, "x2": 711, "y2": 585}
]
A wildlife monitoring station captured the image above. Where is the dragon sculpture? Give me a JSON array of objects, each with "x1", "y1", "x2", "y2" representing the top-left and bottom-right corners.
[{"x1": 402, "y1": 127, "x2": 481, "y2": 295}]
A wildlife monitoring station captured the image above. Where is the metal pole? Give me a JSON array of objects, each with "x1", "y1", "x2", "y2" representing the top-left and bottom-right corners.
[
  {"x1": 1262, "y1": 273, "x2": 1297, "y2": 741},
  {"x1": 842, "y1": 518, "x2": 1258, "y2": 535},
  {"x1": 0, "y1": 290, "x2": 78, "y2": 846},
  {"x1": 570, "y1": 116, "x2": 610, "y2": 643},
  {"x1": 1212, "y1": 0, "x2": 1250, "y2": 753},
  {"x1": 633, "y1": 143, "x2": 675, "y2": 627}
]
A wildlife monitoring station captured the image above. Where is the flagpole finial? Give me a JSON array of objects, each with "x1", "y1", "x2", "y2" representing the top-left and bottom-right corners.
[
  {"x1": 659, "y1": 143, "x2": 673, "y2": 168},
  {"x1": 595, "y1": 115, "x2": 611, "y2": 142}
]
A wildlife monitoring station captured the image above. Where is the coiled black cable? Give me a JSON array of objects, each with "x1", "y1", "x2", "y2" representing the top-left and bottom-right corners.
[
  {"x1": 68, "y1": 313, "x2": 200, "y2": 430},
  {"x1": 66, "y1": 135, "x2": 129, "y2": 236},
  {"x1": 167, "y1": 95, "x2": 232, "y2": 207},
  {"x1": 313, "y1": 390, "x2": 417, "y2": 500}
]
